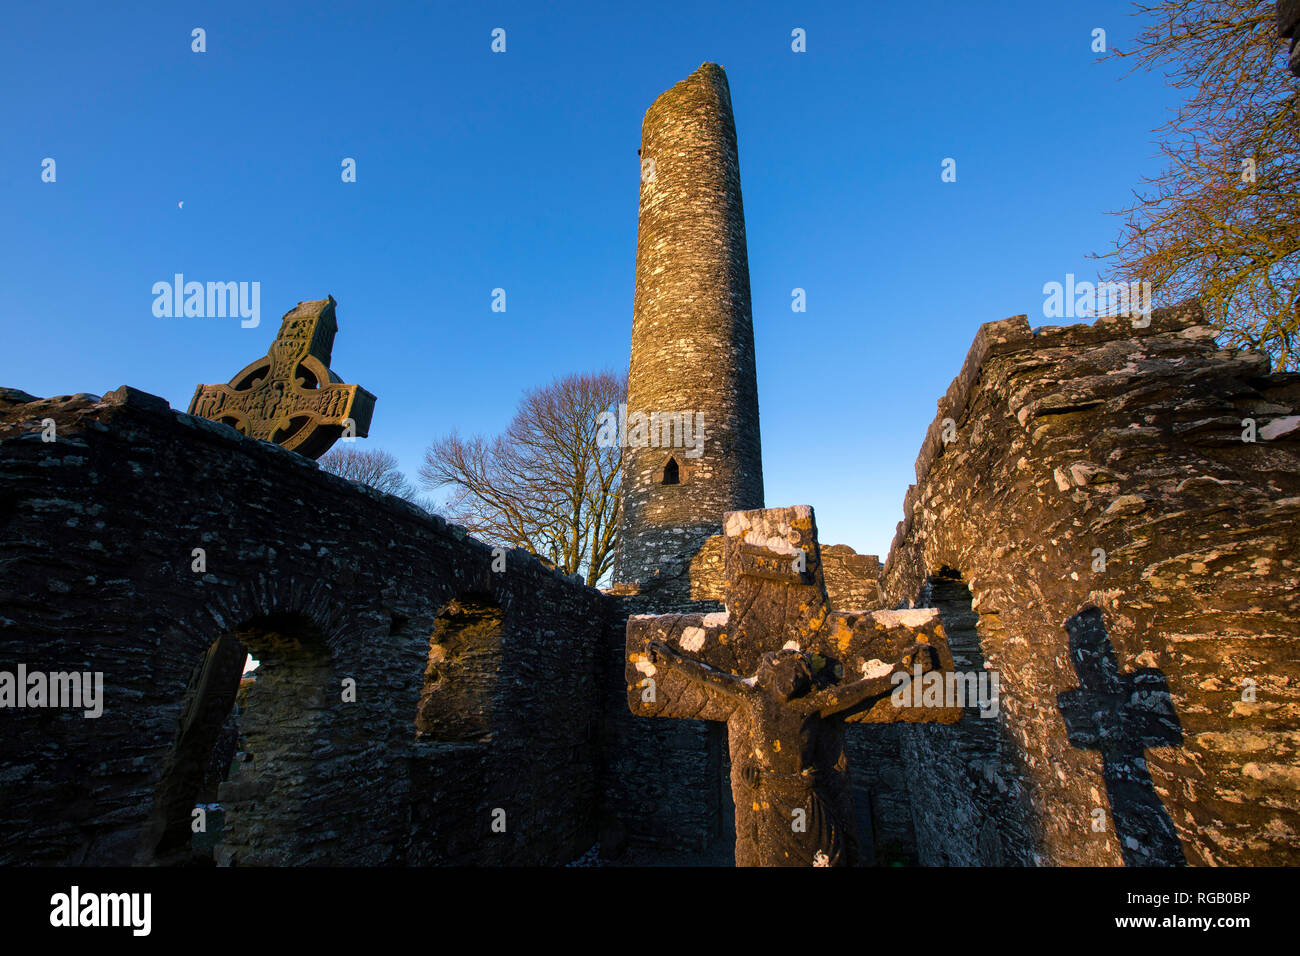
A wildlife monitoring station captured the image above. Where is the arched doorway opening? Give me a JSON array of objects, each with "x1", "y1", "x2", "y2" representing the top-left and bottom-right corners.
[
  {"x1": 900, "y1": 566, "x2": 1032, "y2": 865},
  {"x1": 145, "y1": 612, "x2": 332, "y2": 865},
  {"x1": 144, "y1": 633, "x2": 247, "y2": 864}
]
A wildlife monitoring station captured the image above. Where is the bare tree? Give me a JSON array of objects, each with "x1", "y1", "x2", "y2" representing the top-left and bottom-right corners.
[
  {"x1": 420, "y1": 371, "x2": 625, "y2": 586},
  {"x1": 1096, "y1": 0, "x2": 1300, "y2": 370},
  {"x1": 319, "y1": 446, "x2": 420, "y2": 503}
]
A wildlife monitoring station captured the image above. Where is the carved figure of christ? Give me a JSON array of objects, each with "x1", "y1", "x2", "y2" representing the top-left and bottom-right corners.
[
  {"x1": 643, "y1": 639, "x2": 938, "y2": 866},
  {"x1": 625, "y1": 505, "x2": 963, "y2": 866}
]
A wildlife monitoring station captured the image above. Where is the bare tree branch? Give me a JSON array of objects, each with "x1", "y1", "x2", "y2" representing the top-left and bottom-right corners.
[
  {"x1": 1095, "y1": 0, "x2": 1300, "y2": 370},
  {"x1": 318, "y1": 446, "x2": 423, "y2": 504},
  {"x1": 419, "y1": 371, "x2": 626, "y2": 587}
]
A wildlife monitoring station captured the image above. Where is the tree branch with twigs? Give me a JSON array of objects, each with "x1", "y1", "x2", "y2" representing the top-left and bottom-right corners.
[
  {"x1": 1095, "y1": 0, "x2": 1300, "y2": 369},
  {"x1": 318, "y1": 446, "x2": 425, "y2": 505},
  {"x1": 419, "y1": 371, "x2": 626, "y2": 587}
]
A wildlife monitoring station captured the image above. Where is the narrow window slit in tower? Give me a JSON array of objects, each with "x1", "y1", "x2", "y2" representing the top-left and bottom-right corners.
[{"x1": 662, "y1": 457, "x2": 680, "y2": 485}]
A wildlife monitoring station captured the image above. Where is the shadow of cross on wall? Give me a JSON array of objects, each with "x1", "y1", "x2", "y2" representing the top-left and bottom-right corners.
[
  {"x1": 1057, "y1": 607, "x2": 1185, "y2": 866},
  {"x1": 626, "y1": 505, "x2": 962, "y2": 867}
]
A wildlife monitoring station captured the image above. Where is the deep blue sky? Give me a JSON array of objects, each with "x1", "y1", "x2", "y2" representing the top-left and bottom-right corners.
[{"x1": 1, "y1": 1, "x2": 1177, "y2": 557}]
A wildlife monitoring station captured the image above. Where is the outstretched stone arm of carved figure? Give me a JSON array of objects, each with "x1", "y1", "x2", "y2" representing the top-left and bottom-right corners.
[
  {"x1": 646, "y1": 640, "x2": 757, "y2": 706},
  {"x1": 806, "y1": 643, "x2": 936, "y2": 718}
]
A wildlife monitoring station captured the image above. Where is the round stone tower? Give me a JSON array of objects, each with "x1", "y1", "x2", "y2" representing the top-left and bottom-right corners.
[{"x1": 612, "y1": 62, "x2": 764, "y2": 604}]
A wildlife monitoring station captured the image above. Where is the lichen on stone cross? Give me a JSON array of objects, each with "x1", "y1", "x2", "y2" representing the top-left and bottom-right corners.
[
  {"x1": 187, "y1": 296, "x2": 376, "y2": 460},
  {"x1": 626, "y1": 505, "x2": 962, "y2": 867}
]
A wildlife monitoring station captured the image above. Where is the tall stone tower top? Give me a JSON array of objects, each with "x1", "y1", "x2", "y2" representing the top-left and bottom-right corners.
[{"x1": 612, "y1": 62, "x2": 765, "y2": 606}]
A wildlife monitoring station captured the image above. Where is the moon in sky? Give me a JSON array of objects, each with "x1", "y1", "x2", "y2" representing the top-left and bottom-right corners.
[{"x1": 177, "y1": 201, "x2": 183, "y2": 209}]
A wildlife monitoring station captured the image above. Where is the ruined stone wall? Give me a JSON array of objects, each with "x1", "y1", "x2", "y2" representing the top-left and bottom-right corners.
[
  {"x1": 670, "y1": 535, "x2": 883, "y2": 608},
  {"x1": 820, "y1": 545, "x2": 886, "y2": 612},
  {"x1": 881, "y1": 304, "x2": 1300, "y2": 865},
  {"x1": 598, "y1": 606, "x2": 727, "y2": 856},
  {"x1": 599, "y1": 573, "x2": 727, "y2": 855},
  {"x1": 0, "y1": 386, "x2": 615, "y2": 866}
]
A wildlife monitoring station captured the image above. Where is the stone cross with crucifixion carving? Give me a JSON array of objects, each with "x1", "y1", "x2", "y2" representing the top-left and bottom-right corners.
[
  {"x1": 626, "y1": 505, "x2": 963, "y2": 866},
  {"x1": 188, "y1": 296, "x2": 375, "y2": 460}
]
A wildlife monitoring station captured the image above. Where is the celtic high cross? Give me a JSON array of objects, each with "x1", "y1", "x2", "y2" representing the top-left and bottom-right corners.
[{"x1": 188, "y1": 296, "x2": 375, "y2": 460}]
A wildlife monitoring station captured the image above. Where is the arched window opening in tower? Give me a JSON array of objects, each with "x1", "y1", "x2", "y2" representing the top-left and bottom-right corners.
[{"x1": 662, "y1": 457, "x2": 680, "y2": 485}]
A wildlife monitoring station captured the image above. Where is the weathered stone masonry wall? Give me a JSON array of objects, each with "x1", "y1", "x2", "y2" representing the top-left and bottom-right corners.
[
  {"x1": 881, "y1": 304, "x2": 1300, "y2": 865},
  {"x1": 598, "y1": 592, "x2": 728, "y2": 856},
  {"x1": 820, "y1": 545, "x2": 885, "y2": 612},
  {"x1": 614, "y1": 62, "x2": 765, "y2": 602},
  {"x1": 0, "y1": 386, "x2": 618, "y2": 865}
]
